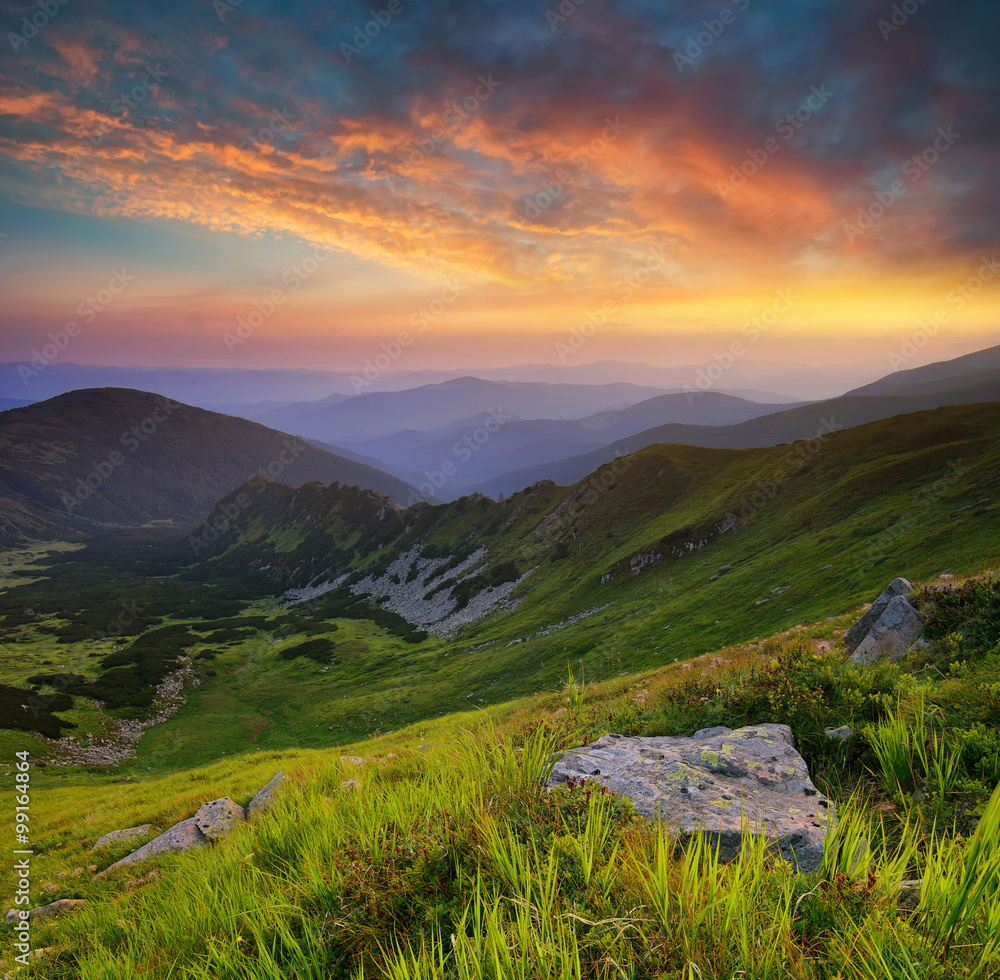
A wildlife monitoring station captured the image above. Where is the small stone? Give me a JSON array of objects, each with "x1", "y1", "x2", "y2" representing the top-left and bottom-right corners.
[
  {"x1": 5, "y1": 899, "x2": 87, "y2": 924},
  {"x1": 247, "y1": 773, "x2": 287, "y2": 821},
  {"x1": 898, "y1": 880, "x2": 922, "y2": 910},
  {"x1": 825, "y1": 725, "x2": 854, "y2": 742}
]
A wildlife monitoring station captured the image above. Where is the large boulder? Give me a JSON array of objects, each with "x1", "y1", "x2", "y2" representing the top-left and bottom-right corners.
[
  {"x1": 548, "y1": 724, "x2": 831, "y2": 872},
  {"x1": 195, "y1": 797, "x2": 246, "y2": 841},
  {"x1": 843, "y1": 578, "x2": 911, "y2": 652},
  {"x1": 247, "y1": 772, "x2": 287, "y2": 820},
  {"x1": 105, "y1": 817, "x2": 209, "y2": 871},
  {"x1": 849, "y1": 595, "x2": 924, "y2": 665}
]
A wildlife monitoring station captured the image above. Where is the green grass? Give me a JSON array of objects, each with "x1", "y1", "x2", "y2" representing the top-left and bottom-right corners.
[
  {"x1": 3, "y1": 709, "x2": 1000, "y2": 978},
  {"x1": 4, "y1": 405, "x2": 1000, "y2": 773},
  {"x1": 3, "y1": 574, "x2": 1000, "y2": 977},
  {"x1": 1, "y1": 402, "x2": 1000, "y2": 975}
]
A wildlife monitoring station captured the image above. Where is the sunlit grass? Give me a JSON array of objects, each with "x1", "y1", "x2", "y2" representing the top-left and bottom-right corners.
[{"x1": 5, "y1": 708, "x2": 999, "y2": 979}]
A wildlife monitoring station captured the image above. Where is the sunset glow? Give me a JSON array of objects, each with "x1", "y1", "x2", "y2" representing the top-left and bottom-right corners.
[{"x1": 1, "y1": 0, "x2": 997, "y2": 373}]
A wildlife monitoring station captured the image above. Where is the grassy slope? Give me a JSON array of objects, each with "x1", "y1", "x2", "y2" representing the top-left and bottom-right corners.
[
  {"x1": 177, "y1": 403, "x2": 1000, "y2": 744},
  {"x1": 3, "y1": 575, "x2": 1000, "y2": 978},
  {"x1": 1, "y1": 403, "x2": 999, "y2": 776}
]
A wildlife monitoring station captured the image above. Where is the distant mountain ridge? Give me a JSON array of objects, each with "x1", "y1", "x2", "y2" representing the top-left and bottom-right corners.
[
  {"x1": 258, "y1": 377, "x2": 675, "y2": 443},
  {"x1": 844, "y1": 343, "x2": 1000, "y2": 397},
  {"x1": 479, "y1": 377, "x2": 1000, "y2": 496},
  {"x1": 186, "y1": 402, "x2": 1000, "y2": 647},
  {"x1": 0, "y1": 388, "x2": 424, "y2": 547},
  {"x1": 348, "y1": 390, "x2": 802, "y2": 497}
]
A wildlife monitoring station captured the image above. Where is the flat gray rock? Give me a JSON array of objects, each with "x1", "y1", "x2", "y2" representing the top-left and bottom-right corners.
[
  {"x1": 4, "y1": 899, "x2": 87, "y2": 925},
  {"x1": 548, "y1": 724, "x2": 831, "y2": 871},
  {"x1": 106, "y1": 817, "x2": 208, "y2": 871},
  {"x1": 850, "y1": 595, "x2": 924, "y2": 665},
  {"x1": 844, "y1": 578, "x2": 911, "y2": 652},
  {"x1": 247, "y1": 772, "x2": 287, "y2": 820},
  {"x1": 92, "y1": 824, "x2": 153, "y2": 851},
  {"x1": 195, "y1": 797, "x2": 246, "y2": 841}
]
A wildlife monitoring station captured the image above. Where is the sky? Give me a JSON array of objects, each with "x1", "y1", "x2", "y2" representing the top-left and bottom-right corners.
[{"x1": 0, "y1": 0, "x2": 998, "y2": 378}]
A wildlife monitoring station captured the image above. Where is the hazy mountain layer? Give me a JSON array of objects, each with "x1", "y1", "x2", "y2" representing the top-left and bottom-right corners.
[
  {"x1": 348, "y1": 391, "x2": 801, "y2": 497},
  {"x1": 0, "y1": 388, "x2": 423, "y2": 546},
  {"x1": 480, "y1": 380, "x2": 1000, "y2": 497}
]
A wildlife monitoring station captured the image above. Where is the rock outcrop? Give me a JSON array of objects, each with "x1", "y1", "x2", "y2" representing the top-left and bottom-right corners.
[
  {"x1": 843, "y1": 578, "x2": 912, "y2": 652},
  {"x1": 106, "y1": 816, "x2": 209, "y2": 871},
  {"x1": 92, "y1": 824, "x2": 153, "y2": 851},
  {"x1": 102, "y1": 774, "x2": 285, "y2": 872},
  {"x1": 247, "y1": 772, "x2": 287, "y2": 819},
  {"x1": 548, "y1": 724, "x2": 831, "y2": 872},
  {"x1": 850, "y1": 595, "x2": 925, "y2": 665}
]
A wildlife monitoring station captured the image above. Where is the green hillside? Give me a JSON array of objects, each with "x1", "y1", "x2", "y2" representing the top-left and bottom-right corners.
[
  {"x1": 2, "y1": 402, "x2": 998, "y2": 775},
  {"x1": 3, "y1": 570, "x2": 1000, "y2": 979}
]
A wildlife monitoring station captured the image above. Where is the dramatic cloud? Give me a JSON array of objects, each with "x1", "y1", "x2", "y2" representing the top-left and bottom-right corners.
[{"x1": 0, "y1": 0, "x2": 997, "y2": 368}]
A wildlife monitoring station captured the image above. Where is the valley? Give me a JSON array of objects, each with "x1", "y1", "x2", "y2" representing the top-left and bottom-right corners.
[
  {"x1": 3, "y1": 2, "x2": 999, "y2": 971},
  {"x1": 1, "y1": 358, "x2": 999, "y2": 979}
]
